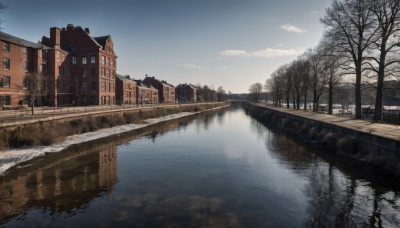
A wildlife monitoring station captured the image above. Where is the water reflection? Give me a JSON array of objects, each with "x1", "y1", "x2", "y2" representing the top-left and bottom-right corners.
[
  {"x1": 0, "y1": 106, "x2": 399, "y2": 227},
  {"x1": 0, "y1": 143, "x2": 118, "y2": 223},
  {"x1": 250, "y1": 117, "x2": 400, "y2": 227}
]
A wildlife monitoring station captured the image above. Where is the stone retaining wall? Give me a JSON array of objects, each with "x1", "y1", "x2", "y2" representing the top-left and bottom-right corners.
[{"x1": 244, "y1": 103, "x2": 400, "y2": 177}]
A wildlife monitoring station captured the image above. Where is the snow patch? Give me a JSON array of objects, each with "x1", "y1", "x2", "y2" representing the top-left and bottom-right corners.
[{"x1": 0, "y1": 112, "x2": 195, "y2": 175}]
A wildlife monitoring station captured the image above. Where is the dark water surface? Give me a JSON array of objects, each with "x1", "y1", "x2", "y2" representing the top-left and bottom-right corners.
[{"x1": 1, "y1": 105, "x2": 400, "y2": 227}]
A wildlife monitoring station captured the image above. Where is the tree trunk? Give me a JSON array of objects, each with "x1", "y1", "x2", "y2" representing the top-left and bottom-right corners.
[
  {"x1": 354, "y1": 56, "x2": 362, "y2": 119},
  {"x1": 374, "y1": 45, "x2": 386, "y2": 121},
  {"x1": 304, "y1": 89, "x2": 307, "y2": 110},
  {"x1": 328, "y1": 81, "x2": 333, "y2": 115}
]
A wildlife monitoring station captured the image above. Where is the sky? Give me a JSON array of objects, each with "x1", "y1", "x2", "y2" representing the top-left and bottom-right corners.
[{"x1": 1, "y1": 0, "x2": 332, "y2": 93}]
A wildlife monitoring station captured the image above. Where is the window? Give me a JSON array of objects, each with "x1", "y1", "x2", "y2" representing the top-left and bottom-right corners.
[
  {"x1": 3, "y1": 58, "x2": 10, "y2": 70},
  {"x1": 1, "y1": 96, "x2": 11, "y2": 105},
  {"x1": 111, "y1": 70, "x2": 115, "y2": 79},
  {"x1": 72, "y1": 56, "x2": 77, "y2": 64},
  {"x1": 91, "y1": 56, "x2": 96, "y2": 64},
  {"x1": 23, "y1": 61, "x2": 28, "y2": 72},
  {"x1": 91, "y1": 68, "x2": 96, "y2": 77},
  {"x1": 102, "y1": 81, "x2": 106, "y2": 91},
  {"x1": 101, "y1": 67, "x2": 105, "y2": 77},
  {"x1": 82, "y1": 56, "x2": 87, "y2": 64},
  {"x1": 106, "y1": 69, "x2": 110, "y2": 78},
  {"x1": 110, "y1": 58, "x2": 114, "y2": 66},
  {"x1": 82, "y1": 68, "x2": 87, "y2": 77},
  {"x1": 1, "y1": 76, "x2": 10, "y2": 87},
  {"x1": 81, "y1": 82, "x2": 87, "y2": 92},
  {"x1": 22, "y1": 47, "x2": 27, "y2": 55},
  {"x1": 101, "y1": 56, "x2": 105, "y2": 65},
  {"x1": 59, "y1": 80, "x2": 64, "y2": 90},
  {"x1": 67, "y1": 68, "x2": 72, "y2": 77},
  {"x1": 91, "y1": 81, "x2": 97, "y2": 90},
  {"x1": 3, "y1": 42, "x2": 10, "y2": 52},
  {"x1": 107, "y1": 57, "x2": 110, "y2": 66}
]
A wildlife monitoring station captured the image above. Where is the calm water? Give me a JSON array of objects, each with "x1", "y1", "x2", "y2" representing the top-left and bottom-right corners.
[{"x1": 1, "y1": 105, "x2": 400, "y2": 227}]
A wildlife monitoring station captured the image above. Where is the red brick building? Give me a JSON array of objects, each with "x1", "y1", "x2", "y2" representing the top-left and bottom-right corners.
[
  {"x1": 175, "y1": 83, "x2": 197, "y2": 103},
  {"x1": 143, "y1": 76, "x2": 175, "y2": 103},
  {"x1": 0, "y1": 32, "x2": 43, "y2": 108},
  {"x1": 116, "y1": 74, "x2": 136, "y2": 105},
  {"x1": 135, "y1": 80, "x2": 159, "y2": 104},
  {"x1": 41, "y1": 24, "x2": 117, "y2": 106}
]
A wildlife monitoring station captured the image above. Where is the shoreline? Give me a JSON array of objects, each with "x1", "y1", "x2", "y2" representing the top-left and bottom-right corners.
[{"x1": 0, "y1": 106, "x2": 226, "y2": 176}]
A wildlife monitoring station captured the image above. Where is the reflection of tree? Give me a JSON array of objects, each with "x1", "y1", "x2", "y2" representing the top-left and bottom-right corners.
[{"x1": 253, "y1": 117, "x2": 400, "y2": 227}]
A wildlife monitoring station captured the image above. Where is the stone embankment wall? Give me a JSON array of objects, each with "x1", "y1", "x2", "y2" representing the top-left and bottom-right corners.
[
  {"x1": 244, "y1": 103, "x2": 400, "y2": 177},
  {"x1": 0, "y1": 102, "x2": 227, "y2": 150}
]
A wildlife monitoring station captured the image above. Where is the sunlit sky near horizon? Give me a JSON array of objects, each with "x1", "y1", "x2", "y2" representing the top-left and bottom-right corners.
[{"x1": 1, "y1": 0, "x2": 331, "y2": 93}]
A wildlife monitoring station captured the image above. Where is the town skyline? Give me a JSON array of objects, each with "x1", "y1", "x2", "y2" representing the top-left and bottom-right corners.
[{"x1": 1, "y1": 0, "x2": 331, "y2": 93}]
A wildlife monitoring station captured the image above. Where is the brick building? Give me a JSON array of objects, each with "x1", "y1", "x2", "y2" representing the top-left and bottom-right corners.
[
  {"x1": 116, "y1": 74, "x2": 136, "y2": 105},
  {"x1": 135, "y1": 80, "x2": 159, "y2": 104},
  {"x1": 175, "y1": 83, "x2": 197, "y2": 103},
  {"x1": 0, "y1": 32, "x2": 43, "y2": 108},
  {"x1": 143, "y1": 76, "x2": 175, "y2": 103},
  {"x1": 41, "y1": 24, "x2": 117, "y2": 106}
]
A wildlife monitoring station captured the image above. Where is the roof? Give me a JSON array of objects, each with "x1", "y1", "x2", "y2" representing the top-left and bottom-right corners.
[
  {"x1": 0, "y1": 31, "x2": 42, "y2": 49},
  {"x1": 116, "y1": 74, "x2": 134, "y2": 82},
  {"x1": 94, "y1": 36, "x2": 110, "y2": 48}
]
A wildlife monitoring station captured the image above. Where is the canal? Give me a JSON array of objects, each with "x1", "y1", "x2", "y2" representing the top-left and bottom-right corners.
[{"x1": 0, "y1": 105, "x2": 399, "y2": 227}]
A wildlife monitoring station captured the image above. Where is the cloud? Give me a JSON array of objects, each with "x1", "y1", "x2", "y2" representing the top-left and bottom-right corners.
[
  {"x1": 220, "y1": 49, "x2": 249, "y2": 57},
  {"x1": 280, "y1": 24, "x2": 307, "y2": 33},
  {"x1": 310, "y1": 11, "x2": 319, "y2": 15},
  {"x1": 277, "y1": 43, "x2": 284, "y2": 47},
  {"x1": 252, "y1": 48, "x2": 304, "y2": 57},
  {"x1": 178, "y1": 63, "x2": 203, "y2": 69},
  {"x1": 220, "y1": 48, "x2": 304, "y2": 58}
]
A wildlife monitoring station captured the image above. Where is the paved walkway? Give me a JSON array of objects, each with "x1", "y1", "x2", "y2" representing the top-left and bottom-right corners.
[{"x1": 255, "y1": 103, "x2": 400, "y2": 141}]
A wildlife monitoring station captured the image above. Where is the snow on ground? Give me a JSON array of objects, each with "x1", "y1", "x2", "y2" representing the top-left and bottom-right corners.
[{"x1": 0, "y1": 112, "x2": 196, "y2": 175}]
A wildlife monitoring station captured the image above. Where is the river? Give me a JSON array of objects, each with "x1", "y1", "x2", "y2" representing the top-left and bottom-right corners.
[{"x1": 0, "y1": 105, "x2": 399, "y2": 227}]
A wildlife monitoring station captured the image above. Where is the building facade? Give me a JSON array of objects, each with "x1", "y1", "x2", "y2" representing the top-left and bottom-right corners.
[
  {"x1": 135, "y1": 80, "x2": 159, "y2": 104},
  {"x1": 0, "y1": 32, "x2": 43, "y2": 109},
  {"x1": 143, "y1": 76, "x2": 175, "y2": 103},
  {"x1": 175, "y1": 83, "x2": 197, "y2": 103},
  {"x1": 116, "y1": 74, "x2": 136, "y2": 105},
  {"x1": 41, "y1": 24, "x2": 117, "y2": 106}
]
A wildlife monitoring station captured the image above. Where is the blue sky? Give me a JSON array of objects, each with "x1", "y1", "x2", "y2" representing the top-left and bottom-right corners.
[{"x1": 1, "y1": 0, "x2": 331, "y2": 93}]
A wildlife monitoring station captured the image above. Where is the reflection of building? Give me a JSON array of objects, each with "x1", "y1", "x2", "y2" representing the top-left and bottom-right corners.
[
  {"x1": 0, "y1": 144, "x2": 118, "y2": 222},
  {"x1": 175, "y1": 83, "x2": 197, "y2": 103},
  {"x1": 143, "y1": 76, "x2": 175, "y2": 103}
]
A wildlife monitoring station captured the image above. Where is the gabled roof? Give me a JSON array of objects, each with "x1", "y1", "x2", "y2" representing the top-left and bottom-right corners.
[
  {"x1": 0, "y1": 31, "x2": 42, "y2": 49},
  {"x1": 94, "y1": 36, "x2": 110, "y2": 48}
]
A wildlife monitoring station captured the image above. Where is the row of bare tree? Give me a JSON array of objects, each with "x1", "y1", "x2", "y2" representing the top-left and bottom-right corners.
[{"x1": 263, "y1": 0, "x2": 400, "y2": 121}]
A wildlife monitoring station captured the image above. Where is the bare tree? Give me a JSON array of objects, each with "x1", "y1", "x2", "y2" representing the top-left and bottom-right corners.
[
  {"x1": 248, "y1": 82, "x2": 263, "y2": 102},
  {"x1": 364, "y1": 0, "x2": 400, "y2": 121},
  {"x1": 321, "y1": 0, "x2": 377, "y2": 119},
  {"x1": 25, "y1": 72, "x2": 47, "y2": 115},
  {"x1": 216, "y1": 86, "x2": 226, "y2": 102},
  {"x1": 305, "y1": 47, "x2": 329, "y2": 112}
]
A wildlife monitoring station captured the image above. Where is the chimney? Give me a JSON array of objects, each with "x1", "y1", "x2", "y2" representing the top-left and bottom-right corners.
[
  {"x1": 84, "y1": 27, "x2": 90, "y2": 34},
  {"x1": 50, "y1": 27, "x2": 60, "y2": 47}
]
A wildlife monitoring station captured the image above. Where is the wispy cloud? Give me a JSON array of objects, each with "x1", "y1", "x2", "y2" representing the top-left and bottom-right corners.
[
  {"x1": 220, "y1": 48, "x2": 304, "y2": 58},
  {"x1": 310, "y1": 11, "x2": 319, "y2": 15},
  {"x1": 178, "y1": 63, "x2": 203, "y2": 69},
  {"x1": 220, "y1": 50, "x2": 249, "y2": 57},
  {"x1": 280, "y1": 24, "x2": 307, "y2": 33}
]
